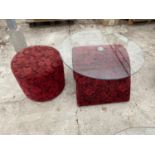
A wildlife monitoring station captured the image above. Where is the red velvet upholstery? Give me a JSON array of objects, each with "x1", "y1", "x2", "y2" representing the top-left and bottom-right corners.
[
  {"x1": 74, "y1": 72, "x2": 130, "y2": 106},
  {"x1": 72, "y1": 44, "x2": 131, "y2": 106},
  {"x1": 11, "y1": 46, "x2": 65, "y2": 102}
]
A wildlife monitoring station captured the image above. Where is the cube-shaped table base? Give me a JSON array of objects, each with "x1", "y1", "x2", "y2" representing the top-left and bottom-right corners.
[{"x1": 74, "y1": 72, "x2": 130, "y2": 106}]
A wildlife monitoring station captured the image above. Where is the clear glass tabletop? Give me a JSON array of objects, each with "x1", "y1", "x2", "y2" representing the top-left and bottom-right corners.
[
  {"x1": 59, "y1": 29, "x2": 144, "y2": 80},
  {"x1": 116, "y1": 127, "x2": 155, "y2": 135}
]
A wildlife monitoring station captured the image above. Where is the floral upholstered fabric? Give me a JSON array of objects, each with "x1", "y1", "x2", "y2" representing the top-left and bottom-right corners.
[
  {"x1": 72, "y1": 44, "x2": 131, "y2": 106},
  {"x1": 11, "y1": 46, "x2": 65, "y2": 102},
  {"x1": 74, "y1": 72, "x2": 130, "y2": 106}
]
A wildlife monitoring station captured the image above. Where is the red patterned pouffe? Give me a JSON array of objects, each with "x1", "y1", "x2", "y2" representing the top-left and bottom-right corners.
[
  {"x1": 72, "y1": 44, "x2": 131, "y2": 106},
  {"x1": 11, "y1": 46, "x2": 65, "y2": 102}
]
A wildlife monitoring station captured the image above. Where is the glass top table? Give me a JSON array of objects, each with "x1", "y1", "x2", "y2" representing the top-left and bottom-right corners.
[{"x1": 59, "y1": 29, "x2": 144, "y2": 80}]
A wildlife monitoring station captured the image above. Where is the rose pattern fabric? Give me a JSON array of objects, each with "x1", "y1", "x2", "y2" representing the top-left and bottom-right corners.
[
  {"x1": 72, "y1": 44, "x2": 131, "y2": 106},
  {"x1": 11, "y1": 46, "x2": 65, "y2": 102}
]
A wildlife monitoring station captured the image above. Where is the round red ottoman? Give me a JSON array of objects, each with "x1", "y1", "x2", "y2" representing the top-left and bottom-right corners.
[{"x1": 11, "y1": 46, "x2": 65, "y2": 102}]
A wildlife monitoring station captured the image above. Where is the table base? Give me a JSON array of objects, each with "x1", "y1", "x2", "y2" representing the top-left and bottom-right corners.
[{"x1": 73, "y1": 72, "x2": 130, "y2": 106}]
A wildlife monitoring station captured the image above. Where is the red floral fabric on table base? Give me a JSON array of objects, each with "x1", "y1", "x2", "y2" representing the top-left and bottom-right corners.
[
  {"x1": 72, "y1": 44, "x2": 131, "y2": 106},
  {"x1": 74, "y1": 72, "x2": 130, "y2": 106},
  {"x1": 11, "y1": 46, "x2": 65, "y2": 102}
]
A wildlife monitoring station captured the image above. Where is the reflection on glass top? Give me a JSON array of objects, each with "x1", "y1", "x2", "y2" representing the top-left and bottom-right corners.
[
  {"x1": 59, "y1": 30, "x2": 144, "y2": 80},
  {"x1": 116, "y1": 127, "x2": 155, "y2": 135}
]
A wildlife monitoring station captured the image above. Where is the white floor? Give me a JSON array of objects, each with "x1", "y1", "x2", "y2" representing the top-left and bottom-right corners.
[{"x1": 0, "y1": 20, "x2": 155, "y2": 134}]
